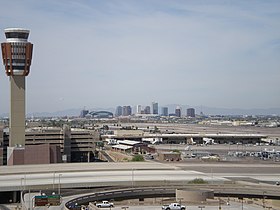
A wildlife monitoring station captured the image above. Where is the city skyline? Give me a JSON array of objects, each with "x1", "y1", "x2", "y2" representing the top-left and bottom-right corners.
[
  {"x1": 0, "y1": 0, "x2": 280, "y2": 114},
  {"x1": 1, "y1": 103, "x2": 280, "y2": 117}
]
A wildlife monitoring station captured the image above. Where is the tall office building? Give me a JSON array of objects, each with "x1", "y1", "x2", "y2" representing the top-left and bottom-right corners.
[
  {"x1": 152, "y1": 102, "x2": 158, "y2": 115},
  {"x1": 122, "y1": 106, "x2": 132, "y2": 116},
  {"x1": 175, "y1": 106, "x2": 181, "y2": 118},
  {"x1": 144, "y1": 106, "x2": 151, "y2": 114},
  {"x1": 187, "y1": 108, "x2": 195, "y2": 118},
  {"x1": 115, "y1": 106, "x2": 123, "y2": 117},
  {"x1": 136, "y1": 105, "x2": 142, "y2": 114},
  {"x1": 1, "y1": 28, "x2": 33, "y2": 164},
  {"x1": 161, "y1": 107, "x2": 168, "y2": 116}
]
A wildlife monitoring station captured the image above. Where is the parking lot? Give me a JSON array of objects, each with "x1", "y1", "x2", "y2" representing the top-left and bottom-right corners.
[{"x1": 154, "y1": 143, "x2": 280, "y2": 162}]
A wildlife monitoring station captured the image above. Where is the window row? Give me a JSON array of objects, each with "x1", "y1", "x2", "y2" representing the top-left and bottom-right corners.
[
  {"x1": 6, "y1": 65, "x2": 26, "y2": 70},
  {"x1": 5, "y1": 32, "x2": 29, "y2": 39},
  {"x1": 5, "y1": 59, "x2": 26, "y2": 64},
  {"x1": 12, "y1": 55, "x2": 26, "y2": 59},
  {"x1": 12, "y1": 46, "x2": 26, "y2": 54}
]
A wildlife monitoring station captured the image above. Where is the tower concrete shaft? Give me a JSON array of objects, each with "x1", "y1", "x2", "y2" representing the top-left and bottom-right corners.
[{"x1": 10, "y1": 76, "x2": 25, "y2": 146}]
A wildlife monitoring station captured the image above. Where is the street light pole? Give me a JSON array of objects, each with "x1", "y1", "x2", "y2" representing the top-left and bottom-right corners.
[
  {"x1": 24, "y1": 174, "x2": 26, "y2": 191},
  {"x1": 211, "y1": 167, "x2": 213, "y2": 184},
  {"x1": 53, "y1": 171, "x2": 56, "y2": 190},
  {"x1": 239, "y1": 197, "x2": 243, "y2": 210},
  {"x1": 263, "y1": 191, "x2": 267, "y2": 209},
  {"x1": 28, "y1": 188, "x2": 32, "y2": 210},
  {"x1": 131, "y1": 169, "x2": 134, "y2": 188},
  {"x1": 20, "y1": 177, "x2": 25, "y2": 209},
  {"x1": 58, "y1": 174, "x2": 62, "y2": 195}
]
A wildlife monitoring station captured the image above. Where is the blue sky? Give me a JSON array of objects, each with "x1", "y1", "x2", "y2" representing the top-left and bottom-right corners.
[{"x1": 0, "y1": 0, "x2": 280, "y2": 113}]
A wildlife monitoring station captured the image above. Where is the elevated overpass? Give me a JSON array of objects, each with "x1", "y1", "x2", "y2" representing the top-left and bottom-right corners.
[
  {"x1": 65, "y1": 185, "x2": 280, "y2": 209},
  {"x1": 1, "y1": 162, "x2": 279, "y2": 203}
]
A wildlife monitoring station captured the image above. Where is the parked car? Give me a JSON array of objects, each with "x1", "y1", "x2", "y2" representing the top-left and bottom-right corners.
[
  {"x1": 95, "y1": 200, "x2": 114, "y2": 208},
  {"x1": 162, "y1": 203, "x2": 186, "y2": 210}
]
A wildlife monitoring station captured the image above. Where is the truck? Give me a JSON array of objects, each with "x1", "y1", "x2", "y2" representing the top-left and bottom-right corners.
[
  {"x1": 162, "y1": 203, "x2": 186, "y2": 210},
  {"x1": 95, "y1": 200, "x2": 114, "y2": 208}
]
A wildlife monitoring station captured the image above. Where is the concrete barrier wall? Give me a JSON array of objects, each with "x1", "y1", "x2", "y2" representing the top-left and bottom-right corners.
[{"x1": 176, "y1": 189, "x2": 214, "y2": 202}]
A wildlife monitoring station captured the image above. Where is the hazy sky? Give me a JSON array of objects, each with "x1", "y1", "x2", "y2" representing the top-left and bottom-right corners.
[{"x1": 0, "y1": 0, "x2": 279, "y2": 113}]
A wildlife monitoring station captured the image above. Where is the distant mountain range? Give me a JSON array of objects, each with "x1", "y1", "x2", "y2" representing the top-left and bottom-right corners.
[
  {"x1": 0, "y1": 108, "x2": 115, "y2": 118},
  {"x1": 0, "y1": 106, "x2": 279, "y2": 118}
]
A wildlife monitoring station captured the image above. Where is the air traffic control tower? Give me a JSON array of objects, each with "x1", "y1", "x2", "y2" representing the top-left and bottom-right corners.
[{"x1": 1, "y1": 28, "x2": 33, "y2": 163}]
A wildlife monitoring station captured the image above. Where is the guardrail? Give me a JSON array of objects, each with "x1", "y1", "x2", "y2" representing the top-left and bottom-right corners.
[
  {"x1": 65, "y1": 185, "x2": 280, "y2": 209},
  {"x1": 65, "y1": 187, "x2": 174, "y2": 209}
]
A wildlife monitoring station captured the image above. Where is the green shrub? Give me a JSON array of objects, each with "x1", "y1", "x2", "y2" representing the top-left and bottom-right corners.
[
  {"x1": 188, "y1": 178, "x2": 208, "y2": 184},
  {"x1": 172, "y1": 149, "x2": 181, "y2": 154},
  {"x1": 131, "y1": 154, "x2": 144, "y2": 162}
]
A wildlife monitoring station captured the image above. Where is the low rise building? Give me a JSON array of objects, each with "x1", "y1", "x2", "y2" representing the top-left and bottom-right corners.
[
  {"x1": 158, "y1": 151, "x2": 181, "y2": 161},
  {"x1": 0, "y1": 126, "x2": 99, "y2": 165}
]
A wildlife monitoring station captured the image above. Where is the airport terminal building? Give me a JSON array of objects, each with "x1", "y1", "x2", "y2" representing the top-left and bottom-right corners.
[
  {"x1": 105, "y1": 130, "x2": 267, "y2": 145},
  {"x1": 0, "y1": 126, "x2": 99, "y2": 165}
]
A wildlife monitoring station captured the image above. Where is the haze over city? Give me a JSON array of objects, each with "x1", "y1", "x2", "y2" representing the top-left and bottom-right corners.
[
  {"x1": 0, "y1": 0, "x2": 280, "y2": 114},
  {"x1": 1, "y1": 2, "x2": 280, "y2": 207}
]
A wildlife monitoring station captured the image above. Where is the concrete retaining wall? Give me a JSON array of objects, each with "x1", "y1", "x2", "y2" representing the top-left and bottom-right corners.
[{"x1": 176, "y1": 189, "x2": 214, "y2": 202}]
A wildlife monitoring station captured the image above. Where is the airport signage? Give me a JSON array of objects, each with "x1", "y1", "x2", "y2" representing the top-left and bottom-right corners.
[
  {"x1": 34, "y1": 195, "x2": 61, "y2": 206},
  {"x1": 48, "y1": 195, "x2": 61, "y2": 206},
  {"x1": 34, "y1": 195, "x2": 48, "y2": 206}
]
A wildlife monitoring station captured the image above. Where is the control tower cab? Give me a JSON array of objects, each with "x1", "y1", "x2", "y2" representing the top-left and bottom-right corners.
[{"x1": 1, "y1": 28, "x2": 33, "y2": 76}]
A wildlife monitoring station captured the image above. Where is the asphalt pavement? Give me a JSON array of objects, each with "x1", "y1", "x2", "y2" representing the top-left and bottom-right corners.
[{"x1": 107, "y1": 202, "x2": 265, "y2": 210}]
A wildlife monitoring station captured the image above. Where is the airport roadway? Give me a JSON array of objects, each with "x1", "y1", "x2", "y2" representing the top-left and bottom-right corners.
[
  {"x1": 0, "y1": 162, "x2": 280, "y2": 192},
  {"x1": 0, "y1": 162, "x2": 223, "y2": 192},
  {"x1": 112, "y1": 204, "x2": 266, "y2": 210}
]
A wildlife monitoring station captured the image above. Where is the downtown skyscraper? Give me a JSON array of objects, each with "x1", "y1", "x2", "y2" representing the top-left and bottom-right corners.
[{"x1": 152, "y1": 102, "x2": 158, "y2": 115}]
